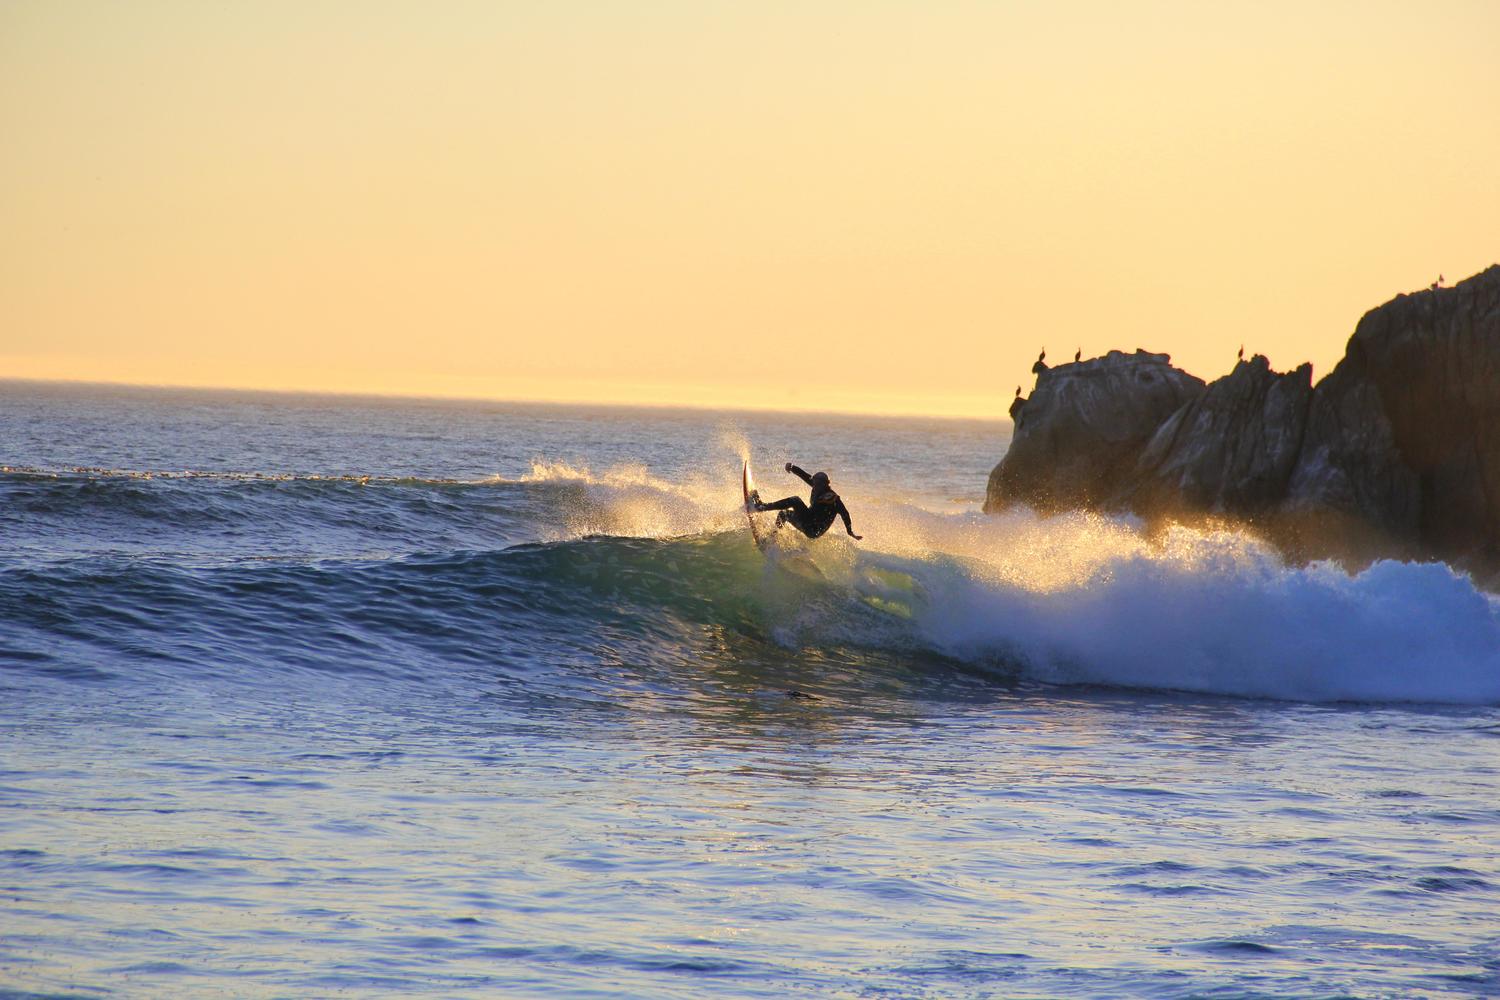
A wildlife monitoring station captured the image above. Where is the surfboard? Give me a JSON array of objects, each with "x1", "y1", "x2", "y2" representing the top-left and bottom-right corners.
[
  {"x1": 742, "y1": 459, "x2": 769, "y2": 551},
  {"x1": 743, "y1": 461, "x2": 828, "y2": 580}
]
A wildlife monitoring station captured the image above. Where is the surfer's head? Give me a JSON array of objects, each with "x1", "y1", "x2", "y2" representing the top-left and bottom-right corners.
[{"x1": 810, "y1": 471, "x2": 835, "y2": 502}]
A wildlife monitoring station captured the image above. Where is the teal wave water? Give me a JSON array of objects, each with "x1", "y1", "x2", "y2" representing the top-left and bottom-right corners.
[{"x1": 3, "y1": 381, "x2": 1498, "y2": 998}]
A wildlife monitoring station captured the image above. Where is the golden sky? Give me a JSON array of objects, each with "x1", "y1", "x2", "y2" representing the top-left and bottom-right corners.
[{"x1": 3, "y1": 0, "x2": 1497, "y2": 418}]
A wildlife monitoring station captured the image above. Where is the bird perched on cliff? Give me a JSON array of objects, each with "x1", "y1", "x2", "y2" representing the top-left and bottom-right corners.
[
  {"x1": 1032, "y1": 348, "x2": 1048, "y2": 375},
  {"x1": 1074, "y1": 348, "x2": 1081, "y2": 363},
  {"x1": 1432, "y1": 274, "x2": 1445, "y2": 290},
  {"x1": 1009, "y1": 391, "x2": 1026, "y2": 422},
  {"x1": 1237, "y1": 344, "x2": 1244, "y2": 362}
]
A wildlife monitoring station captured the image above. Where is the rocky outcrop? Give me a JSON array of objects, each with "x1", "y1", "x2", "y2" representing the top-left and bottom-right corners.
[
  {"x1": 985, "y1": 265, "x2": 1500, "y2": 574},
  {"x1": 1129, "y1": 355, "x2": 1313, "y2": 516},
  {"x1": 1289, "y1": 265, "x2": 1500, "y2": 566},
  {"x1": 1281, "y1": 353, "x2": 1421, "y2": 551},
  {"x1": 985, "y1": 350, "x2": 1205, "y2": 512}
]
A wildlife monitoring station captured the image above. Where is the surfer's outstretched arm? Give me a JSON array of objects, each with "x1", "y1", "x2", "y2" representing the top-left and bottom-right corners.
[
  {"x1": 785, "y1": 463, "x2": 814, "y2": 485},
  {"x1": 836, "y1": 499, "x2": 862, "y2": 540}
]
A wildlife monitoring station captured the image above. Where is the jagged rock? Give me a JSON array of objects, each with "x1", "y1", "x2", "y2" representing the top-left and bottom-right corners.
[
  {"x1": 1288, "y1": 265, "x2": 1500, "y2": 566},
  {"x1": 1128, "y1": 355, "x2": 1313, "y2": 516},
  {"x1": 984, "y1": 350, "x2": 1205, "y2": 513},
  {"x1": 983, "y1": 264, "x2": 1500, "y2": 575},
  {"x1": 1281, "y1": 355, "x2": 1420, "y2": 549}
]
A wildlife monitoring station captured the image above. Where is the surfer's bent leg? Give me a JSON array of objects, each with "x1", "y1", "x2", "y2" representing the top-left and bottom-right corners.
[
  {"x1": 775, "y1": 509, "x2": 816, "y2": 535},
  {"x1": 754, "y1": 496, "x2": 807, "y2": 515},
  {"x1": 756, "y1": 496, "x2": 816, "y2": 537}
]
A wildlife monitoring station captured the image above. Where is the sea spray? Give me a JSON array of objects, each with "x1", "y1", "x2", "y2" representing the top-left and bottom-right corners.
[
  {"x1": 910, "y1": 525, "x2": 1500, "y2": 704},
  {"x1": 491, "y1": 462, "x2": 1500, "y2": 705}
]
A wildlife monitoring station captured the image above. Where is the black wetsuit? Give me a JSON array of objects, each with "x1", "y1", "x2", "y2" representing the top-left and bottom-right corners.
[{"x1": 754, "y1": 465, "x2": 857, "y2": 540}]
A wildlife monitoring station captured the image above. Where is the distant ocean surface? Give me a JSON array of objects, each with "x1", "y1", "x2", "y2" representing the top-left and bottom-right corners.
[{"x1": 3, "y1": 380, "x2": 1498, "y2": 999}]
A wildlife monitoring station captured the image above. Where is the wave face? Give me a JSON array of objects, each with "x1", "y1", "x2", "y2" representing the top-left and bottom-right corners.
[{"x1": 4, "y1": 387, "x2": 1497, "y2": 705}]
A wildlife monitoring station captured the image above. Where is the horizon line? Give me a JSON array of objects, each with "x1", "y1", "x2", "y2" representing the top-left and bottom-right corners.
[{"x1": 0, "y1": 376, "x2": 1012, "y2": 424}]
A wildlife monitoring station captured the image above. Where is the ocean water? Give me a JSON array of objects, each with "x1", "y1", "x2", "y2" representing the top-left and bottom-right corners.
[{"x1": 2, "y1": 380, "x2": 1498, "y2": 999}]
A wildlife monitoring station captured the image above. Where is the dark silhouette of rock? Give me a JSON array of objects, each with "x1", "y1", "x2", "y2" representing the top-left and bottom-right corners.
[
  {"x1": 1287, "y1": 265, "x2": 1500, "y2": 567},
  {"x1": 985, "y1": 265, "x2": 1500, "y2": 575},
  {"x1": 1279, "y1": 348, "x2": 1421, "y2": 558}
]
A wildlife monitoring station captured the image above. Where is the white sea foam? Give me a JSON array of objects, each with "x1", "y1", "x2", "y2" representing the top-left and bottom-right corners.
[
  {"x1": 795, "y1": 500, "x2": 1498, "y2": 704},
  {"x1": 907, "y1": 520, "x2": 1500, "y2": 704}
]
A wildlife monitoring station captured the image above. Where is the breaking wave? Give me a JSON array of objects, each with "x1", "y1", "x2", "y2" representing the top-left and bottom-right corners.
[{"x1": 4, "y1": 460, "x2": 1498, "y2": 706}]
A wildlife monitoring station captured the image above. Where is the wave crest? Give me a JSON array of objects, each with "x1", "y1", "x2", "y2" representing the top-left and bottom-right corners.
[{"x1": 513, "y1": 459, "x2": 744, "y2": 540}]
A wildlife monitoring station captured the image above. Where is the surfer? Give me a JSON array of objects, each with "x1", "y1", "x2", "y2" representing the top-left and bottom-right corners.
[{"x1": 749, "y1": 463, "x2": 862, "y2": 541}]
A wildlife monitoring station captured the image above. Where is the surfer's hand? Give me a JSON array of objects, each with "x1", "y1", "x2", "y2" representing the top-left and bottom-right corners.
[
  {"x1": 784, "y1": 462, "x2": 794, "y2": 473},
  {"x1": 850, "y1": 533, "x2": 863, "y2": 541}
]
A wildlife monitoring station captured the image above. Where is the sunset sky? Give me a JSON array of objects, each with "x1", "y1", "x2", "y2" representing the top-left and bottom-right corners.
[{"x1": 3, "y1": 0, "x2": 1497, "y2": 417}]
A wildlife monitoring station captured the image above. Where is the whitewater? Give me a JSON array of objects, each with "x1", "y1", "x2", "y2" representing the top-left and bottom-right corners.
[{"x1": 3, "y1": 380, "x2": 1498, "y2": 998}]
